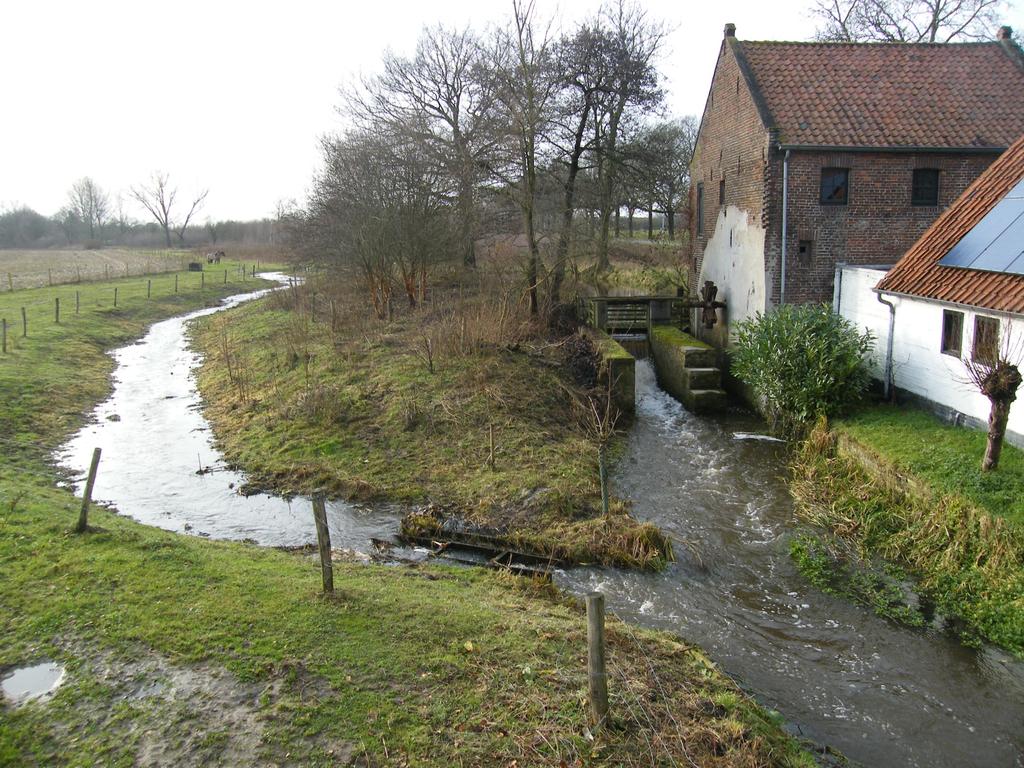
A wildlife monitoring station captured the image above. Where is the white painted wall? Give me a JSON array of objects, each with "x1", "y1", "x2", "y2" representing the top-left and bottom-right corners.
[
  {"x1": 698, "y1": 204, "x2": 766, "y2": 338},
  {"x1": 837, "y1": 265, "x2": 1024, "y2": 443}
]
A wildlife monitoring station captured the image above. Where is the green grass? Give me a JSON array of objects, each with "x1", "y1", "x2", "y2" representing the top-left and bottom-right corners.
[
  {"x1": 837, "y1": 404, "x2": 1024, "y2": 526},
  {"x1": 0, "y1": 267, "x2": 813, "y2": 765},
  {"x1": 191, "y1": 290, "x2": 672, "y2": 568}
]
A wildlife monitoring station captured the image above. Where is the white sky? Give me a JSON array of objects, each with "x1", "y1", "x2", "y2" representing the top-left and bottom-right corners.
[{"x1": 1, "y1": 0, "x2": 1021, "y2": 221}]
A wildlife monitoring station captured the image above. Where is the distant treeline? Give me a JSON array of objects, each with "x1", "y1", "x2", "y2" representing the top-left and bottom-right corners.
[{"x1": 0, "y1": 205, "x2": 282, "y2": 251}]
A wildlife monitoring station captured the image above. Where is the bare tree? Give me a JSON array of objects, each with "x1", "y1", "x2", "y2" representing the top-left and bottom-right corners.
[
  {"x1": 629, "y1": 116, "x2": 698, "y2": 240},
  {"x1": 590, "y1": 1, "x2": 665, "y2": 272},
  {"x1": 963, "y1": 323, "x2": 1022, "y2": 471},
  {"x1": 491, "y1": 0, "x2": 560, "y2": 315},
  {"x1": 130, "y1": 172, "x2": 207, "y2": 248},
  {"x1": 350, "y1": 25, "x2": 499, "y2": 268},
  {"x1": 68, "y1": 177, "x2": 110, "y2": 240},
  {"x1": 812, "y1": 0, "x2": 1007, "y2": 42}
]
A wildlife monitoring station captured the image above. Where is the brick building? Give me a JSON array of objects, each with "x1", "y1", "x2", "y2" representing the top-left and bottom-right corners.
[{"x1": 689, "y1": 23, "x2": 1024, "y2": 346}]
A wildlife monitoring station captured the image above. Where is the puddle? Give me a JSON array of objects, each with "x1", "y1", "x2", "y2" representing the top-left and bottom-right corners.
[{"x1": 1, "y1": 662, "x2": 65, "y2": 705}]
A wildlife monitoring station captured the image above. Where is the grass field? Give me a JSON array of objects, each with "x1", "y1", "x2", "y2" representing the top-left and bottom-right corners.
[
  {"x1": 0, "y1": 267, "x2": 814, "y2": 765},
  {"x1": 191, "y1": 274, "x2": 674, "y2": 569},
  {"x1": 0, "y1": 244, "x2": 281, "y2": 291},
  {"x1": 837, "y1": 405, "x2": 1024, "y2": 526}
]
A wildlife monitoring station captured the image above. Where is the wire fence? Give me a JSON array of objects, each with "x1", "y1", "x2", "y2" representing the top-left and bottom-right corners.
[{"x1": 0, "y1": 261, "x2": 267, "y2": 355}]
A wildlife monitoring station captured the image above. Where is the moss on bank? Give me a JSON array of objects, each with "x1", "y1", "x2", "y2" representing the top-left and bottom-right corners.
[
  {"x1": 191, "y1": 289, "x2": 671, "y2": 568},
  {"x1": 0, "y1": 269, "x2": 812, "y2": 766},
  {"x1": 791, "y1": 413, "x2": 1024, "y2": 655}
]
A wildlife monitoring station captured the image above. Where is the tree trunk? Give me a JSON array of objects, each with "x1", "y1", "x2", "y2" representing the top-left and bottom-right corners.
[
  {"x1": 667, "y1": 209, "x2": 675, "y2": 240},
  {"x1": 983, "y1": 397, "x2": 1013, "y2": 471},
  {"x1": 627, "y1": 207, "x2": 634, "y2": 237},
  {"x1": 614, "y1": 208, "x2": 620, "y2": 238},
  {"x1": 163, "y1": 226, "x2": 172, "y2": 248},
  {"x1": 647, "y1": 208, "x2": 653, "y2": 240}
]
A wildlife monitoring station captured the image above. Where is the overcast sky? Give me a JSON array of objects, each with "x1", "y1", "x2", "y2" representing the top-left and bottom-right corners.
[{"x1": 2, "y1": 0, "x2": 1022, "y2": 222}]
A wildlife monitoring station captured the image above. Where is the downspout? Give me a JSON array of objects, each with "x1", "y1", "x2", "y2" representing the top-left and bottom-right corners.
[
  {"x1": 780, "y1": 149, "x2": 790, "y2": 305},
  {"x1": 876, "y1": 291, "x2": 896, "y2": 401}
]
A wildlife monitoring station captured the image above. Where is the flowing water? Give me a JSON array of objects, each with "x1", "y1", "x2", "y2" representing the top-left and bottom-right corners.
[
  {"x1": 58, "y1": 276, "x2": 402, "y2": 550},
  {"x1": 57, "y1": 287, "x2": 1023, "y2": 766},
  {"x1": 557, "y1": 361, "x2": 1024, "y2": 767}
]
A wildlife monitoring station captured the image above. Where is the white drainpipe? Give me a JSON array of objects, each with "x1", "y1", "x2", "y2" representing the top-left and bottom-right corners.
[{"x1": 876, "y1": 291, "x2": 896, "y2": 400}]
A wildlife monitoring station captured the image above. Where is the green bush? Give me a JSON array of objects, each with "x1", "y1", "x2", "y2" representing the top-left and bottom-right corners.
[{"x1": 732, "y1": 304, "x2": 873, "y2": 433}]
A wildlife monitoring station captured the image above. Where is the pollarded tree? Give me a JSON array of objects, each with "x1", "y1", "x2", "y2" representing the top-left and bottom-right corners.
[
  {"x1": 812, "y1": 0, "x2": 1007, "y2": 42},
  {"x1": 963, "y1": 323, "x2": 1022, "y2": 471}
]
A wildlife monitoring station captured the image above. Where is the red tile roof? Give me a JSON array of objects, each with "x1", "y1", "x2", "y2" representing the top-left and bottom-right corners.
[
  {"x1": 875, "y1": 133, "x2": 1024, "y2": 313},
  {"x1": 734, "y1": 40, "x2": 1024, "y2": 149}
]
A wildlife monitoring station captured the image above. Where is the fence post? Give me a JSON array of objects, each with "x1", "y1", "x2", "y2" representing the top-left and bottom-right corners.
[
  {"x1": 2, "y1": 318, "x2": 6, "y2": 354},
  {"x1": 76, "y1": 291, "x2": 80, "y2": 315},
  {"x1": 586, "y1": 592, "x2": 609, "y2": 728},
  {"x1": 21, "y1": 307, "x2": 26, "y2": 337},
  {"x1": 223, "y1": 269, "x2": 227, "y2": 285},
  {"x1": 76, "y1": 447, "x2": 102, "y2": 533},
  {"x1": 55, "y1": 297, "x2": 60, "y2": 325},
  {"x1": 312, "y1": 494, "x2": 334, "y2": 593},
  {"x1": 330, "y1": 299, "x2": 337, "y2": 332},
  {"x1": 175, "y1": 274, "x2": 179, "y2": 293},
  {"x1": 147, "y1": 279, "x2": 152, "y2": 298},
  {"x1": 201, "y1": 272, "x2": 205, "y2": 290},
  {"x1": 114, "y1": 287, "x2": 118, "y2": 307}
]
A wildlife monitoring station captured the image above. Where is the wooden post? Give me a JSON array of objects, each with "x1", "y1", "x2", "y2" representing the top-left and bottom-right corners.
[
  {"x1": 114, "y1": 287, "x2": 118, "y2": 307},
  {"x1": 330, "y1": 299, "x2": 336, "y2": 333},
  {"x1": 586, "y1": 592, "x2": 609, "y2": 728},
  {"x1": 312, "y1": 494, "x2": 334, "y2": 593},
  {"x1": 76, "y1": 291, "x2": 80, "y2": 315},
  {"x1": 76, "y1": 447, "x2": 102, "y2": 533},
  {"x1": 223, "y1": 269, "x2": 227, "y2": 285},
  {"x1": 174, "y1": 274, "x2": 179, "y2": 293},
  {"x1": 54, "y1": 297, "x2": 60, "y2": 325},
  {"x1": 147, "y1": 279, "x2": 152, "y2": 298},
  {"x1": 2, "y1": 318, "x2": 6, "y2": 354},
  {"x1": 21, "y1": 307, "x2": 26, "y2": 337},
  {"x1": 201, "y1": 272, "x2": 205, "y2": 290}
]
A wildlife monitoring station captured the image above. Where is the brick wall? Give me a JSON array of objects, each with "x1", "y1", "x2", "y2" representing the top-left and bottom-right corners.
[
  {"x1": 762, "y1": 149, "x2": 999, "y2": 306},
  {"x1": 689, "y1": 37, "x2": 771, "y2": 282}
]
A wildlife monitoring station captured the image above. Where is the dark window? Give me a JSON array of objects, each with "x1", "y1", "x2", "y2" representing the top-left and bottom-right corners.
[
  {"x1": 696, "y1": 183, "x2": 704, "y2": 237},
  {"x1": 941, "y1": 310, "x2": 963, "y2": 356},
  {"x1": 798, "y1": 240, "x2": 814, "y2": 266},
  {"x1": 912, "y1": 169, "x2": 940, "y2": 206},
  {"x1": 820, "y1": 168, "x2": 849, "y2": 205},
  {"x1": 972, "y1": 316, "x2": 1000, "y2": 365},
  {"x1": 719, "y1": 179, "x2": 725, "y2": 205}
]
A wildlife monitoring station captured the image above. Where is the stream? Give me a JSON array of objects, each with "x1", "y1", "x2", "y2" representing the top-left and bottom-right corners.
[{"x1": 58, "y1": 286, "x2": 1024, "y2": 767}]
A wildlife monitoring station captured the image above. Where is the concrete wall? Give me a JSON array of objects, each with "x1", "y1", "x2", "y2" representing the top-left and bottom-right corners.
[{"x1": 837, "y1": 265, "x2": 1024, "y2": 446}]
